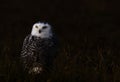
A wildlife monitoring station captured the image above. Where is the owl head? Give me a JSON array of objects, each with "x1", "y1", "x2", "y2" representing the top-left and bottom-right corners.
[{"x1": 31, "y1": 22, "x2": 52, "y2": 38}]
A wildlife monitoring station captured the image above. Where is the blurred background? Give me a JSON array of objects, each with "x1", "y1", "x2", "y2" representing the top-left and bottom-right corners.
[{"x1": 0, "y1": 0, "x2": 120, "y2": 82}]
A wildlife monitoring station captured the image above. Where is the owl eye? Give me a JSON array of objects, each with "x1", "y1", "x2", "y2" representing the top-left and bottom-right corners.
[
  {"x1": 42, "y1": 26, "x2": 47, "y2": 29},
  {"x1": 35, "y1": 26, "x2": 38, "y2": 28}
]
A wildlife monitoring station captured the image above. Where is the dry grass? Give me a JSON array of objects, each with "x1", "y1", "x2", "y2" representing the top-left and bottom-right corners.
[{"x1": 0, "y1": 33, "x2": 120, "y2": 82}]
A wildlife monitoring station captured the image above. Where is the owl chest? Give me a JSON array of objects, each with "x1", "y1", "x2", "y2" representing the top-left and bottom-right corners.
[{"x1": 27, "y1": 40, "x2": 49, "y2": 51}]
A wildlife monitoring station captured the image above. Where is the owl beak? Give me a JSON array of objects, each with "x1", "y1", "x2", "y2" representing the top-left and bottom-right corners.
[{"x1": 39, "y1": 30, "x2": 42, "y2": 33}]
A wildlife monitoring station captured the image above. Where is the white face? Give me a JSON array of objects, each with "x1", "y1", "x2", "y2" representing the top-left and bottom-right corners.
[{"x1": 31, "y1": 22, "x2": 52, "y2": 38}]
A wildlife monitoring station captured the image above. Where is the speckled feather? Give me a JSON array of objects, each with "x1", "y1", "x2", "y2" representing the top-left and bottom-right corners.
[{"x1": 21, "y1": 34, "x2": 58, "y2": 74}]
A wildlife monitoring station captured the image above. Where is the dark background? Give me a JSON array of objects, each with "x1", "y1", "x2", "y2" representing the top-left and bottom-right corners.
[{"x1": 0, "y1": 0, "x2": 120, "y2": 82}]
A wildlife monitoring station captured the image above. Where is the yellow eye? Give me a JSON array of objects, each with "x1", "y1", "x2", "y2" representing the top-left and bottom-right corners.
[{"x1": 35, "y1": 26, "x2": 38, "y2": 28}]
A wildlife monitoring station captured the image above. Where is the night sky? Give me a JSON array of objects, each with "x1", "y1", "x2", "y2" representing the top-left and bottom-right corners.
[{"x1": 0, "y1": 0, "x2": 120, "y2": 82}]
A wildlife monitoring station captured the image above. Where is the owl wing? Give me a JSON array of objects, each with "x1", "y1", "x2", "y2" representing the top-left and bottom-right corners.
[
  {"x1": 21, "y1": 35, "x2": 37, "y2": 70},
  {"x1": 21, "y1": 34, "x2": 31, "y2": 57},
  {"x1": 36, "y1": 36, "x2": 58, "y2": 68}
]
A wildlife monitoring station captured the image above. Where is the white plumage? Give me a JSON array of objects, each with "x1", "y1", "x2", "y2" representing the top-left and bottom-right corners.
[{"x1": 21, "y1": 22, "x2": 58, "y2": 74}]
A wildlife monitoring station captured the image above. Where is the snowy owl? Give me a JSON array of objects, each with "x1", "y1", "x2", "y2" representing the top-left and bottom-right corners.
[{"x1": 21, "y1": 22, "x2": 58, "y2": 74}]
